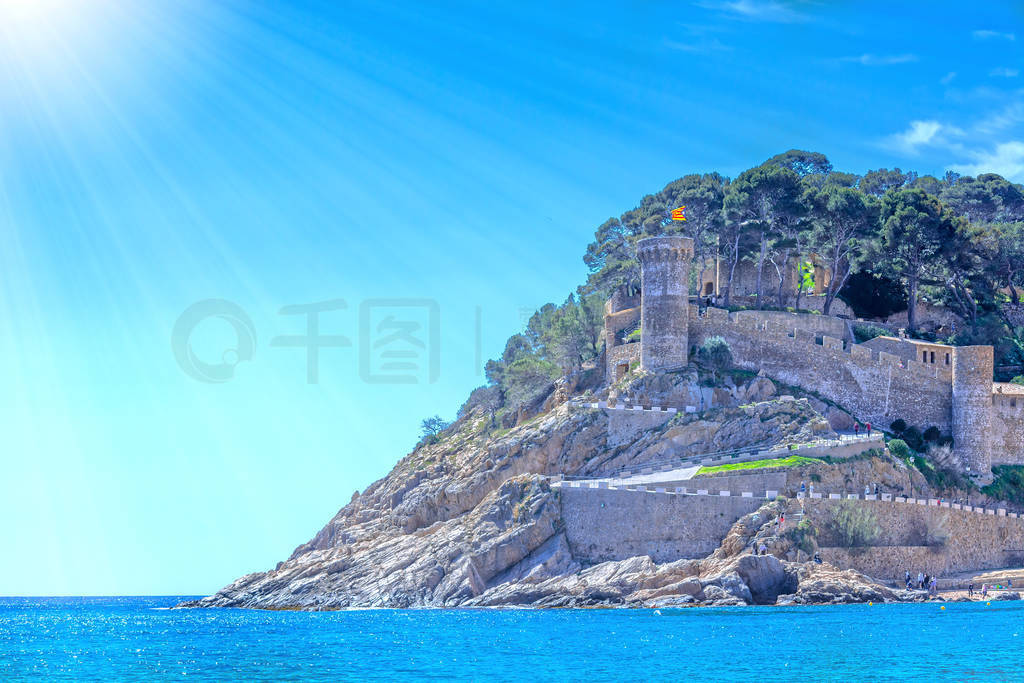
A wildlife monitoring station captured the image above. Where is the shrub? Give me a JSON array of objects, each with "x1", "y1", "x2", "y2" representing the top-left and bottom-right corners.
[
  {"x1": 982, "y1": 466, "x2": 1024, "y2": 505},
  {"x1": 852, "y1": 323, "x2": 890, "y2": 344},
  {"x1": 902, "y1": 426, "x2": 924, "y2": 452},
  {"x1": 922, "y1": 426, "x2": 942, "y2": 443},
  {"x1": 697, "y1": 336, "x2": 733, "y2": 382},
  {"x1": 888, "y1": 439, "x2": 911, "y2": 459},
  {"x1": 829, "y1": 501, "x2": 880, "y2": 548},
  {"x1": 890, "y1": 418, "x2": 907, "y2": 435},
  {"x1": 786, "y1": 518, "x2": 818, "y2": 556},
  {"x1": 1013, "y1": 375, "x2": 1024, "y2": 386}
]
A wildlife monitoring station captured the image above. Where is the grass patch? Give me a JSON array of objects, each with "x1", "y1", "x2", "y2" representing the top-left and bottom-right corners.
[
  {"x1": 982, "y1": 465, "x2": 1024, "y2": 505},
  {"x1": 697, "y1": 455, "x2": 822, "y2": 475}
]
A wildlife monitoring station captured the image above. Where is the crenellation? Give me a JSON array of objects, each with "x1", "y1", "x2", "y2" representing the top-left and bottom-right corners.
[
  {"x1": 849, "y1": 344, "x2": 873, "y2": 361},
  {"x1": 606, "y1": 250, "x2": 1024, "y2": 478},
  {"x1": 821, "y1": 336, "x2": 844, "y2": 351},
  {"x1": 878, "y1": 351, "x2": 902, "y2": 367}
]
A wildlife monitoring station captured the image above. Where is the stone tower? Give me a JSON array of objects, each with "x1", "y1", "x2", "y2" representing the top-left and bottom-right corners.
[
  {"x1": 637, "y1": 236, "x2": 694, "y2": 372},
  {"x1": 952, "y1": 345, "x2": 994, "y2": 480}
]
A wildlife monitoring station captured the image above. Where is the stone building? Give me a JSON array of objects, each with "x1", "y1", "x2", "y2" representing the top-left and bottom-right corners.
[{"x1": 605, "y1": 235, "x2": 1024, "y2": 481}]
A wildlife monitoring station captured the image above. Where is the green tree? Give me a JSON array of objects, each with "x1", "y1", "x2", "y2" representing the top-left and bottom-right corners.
[
  {"x1": 660, "y1": 173, "x2": 727, "y2": 297},
  {"x1": 724, "y1": 163, "x2": 804, "y2": 309},
  {"x1": 806, "y1": 185, "x2": 878, "y2": 315},
  {"x1": 982, "y1": 222, "x2": 1024, "y2": 303},
  {"x1": 940, "y1": 173, "x2": 1024, "y2": 224},
  {"x1": 419, "y1": 415, "x2": 451, "y2": 444},
  {"x1": 697, "y1": 336, "x2": 733, "y2": 383},
  {"x1": 878, "y1": 188, "x2": 959, "y2": 332},
  {"x1": 860, "y1": 168, "x2": 915, "y2": 197}
]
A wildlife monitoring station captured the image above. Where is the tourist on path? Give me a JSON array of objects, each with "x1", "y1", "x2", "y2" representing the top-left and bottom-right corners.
[
  {"x1": 854, "y1": 423, "x2": 860, "y2": 436},
  {"x1": 866, "y1": 422, "x2": 872, "y2": 436},
  {"x1": 918, "y1": 572, "x2": 924, "y2": 589}
]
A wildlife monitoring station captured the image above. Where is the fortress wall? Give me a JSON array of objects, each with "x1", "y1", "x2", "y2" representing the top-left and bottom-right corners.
[
  {"x1": 991, "y1": 395, "x2": 1024, "y2": 466},
  {"x1": 560, "y1": 488, "x2": 763, "y2": 564},
  {"x1": 806, "y1": 499, "x2": 1024, "y2": 581},
  {"x1": 605, "y1": 307, "x2": 640, "y2": 341},
  {"x1": 690, "y1": 308, "x2": 953, "y2": 431},
  {"x1": 689, "y1": 472, "x2": 788, "y2": 494},
  {"x1": 731, "y1": 309, "x2": 849, "y2": 341},
  {"x1": 606, "y1": 344, "x2": 640, "y2": 383},
  {"x1": 606, "y1": 289, "x2": 641, "y2": 315}
]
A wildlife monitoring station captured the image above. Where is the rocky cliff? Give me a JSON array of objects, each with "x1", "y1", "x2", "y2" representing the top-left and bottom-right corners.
[{"x1": 179, "y1": 374, "x2": 914, "y2": 610}]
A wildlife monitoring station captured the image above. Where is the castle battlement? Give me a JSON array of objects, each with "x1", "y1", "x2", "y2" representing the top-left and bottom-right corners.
[{"x1": 606, "y1": 260, "x2": 1024, "y2": 478}]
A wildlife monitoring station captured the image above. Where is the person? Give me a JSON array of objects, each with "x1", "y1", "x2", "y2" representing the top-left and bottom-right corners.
[
  {"x1": 982, "y1": 584, "x2": 989, "y2": 598},
  {"x1": 813, "y1": 552, "x2": 822, "y2": 564},
  {"x1": 800, "y1": 481, "x2": 806, "y2": 495},
  {"x1": 918, "y1": 572, "x2": 924, "y2": 589},
  {"x1": 854, "y1": 423, "x2": 860, "y2": 436},
  {"x1": 865, "y1": 484, "x2": 870, "y2": 497},
  {"x1": 931, "y1": 578, "x2": 938, "y2": 595},
  {"x1": 866, "y1": 422, "x2": 872, "y2": 436},
  {"x1": 968, "y1": 583, "x2": 974, "y2": 597},
  {"x1": 874, "y1": 484, "x2": 880, "y2": 496},
  {"x1": 905, "y1": 570, "x2": 911, "y2": 585},
  {"x1": 758, "y1": 543, "x2": 767, "y2": 556},
  {"x1": 809, "y1": 482, "x2": 815, "y2": 497},
  {"x1": 924, "y1": 574, "x2": 930, "y2": 591}
]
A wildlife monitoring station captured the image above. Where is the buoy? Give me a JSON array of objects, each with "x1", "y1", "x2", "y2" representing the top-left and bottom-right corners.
[
  {"x1": 868, "y1": 602, "x2": 873, "y2": 606},
  {"x1": 987, "y1": 602, "x2": 991, "y2": 606},
  {"x1": 940, "y1": 606, "x2": 945, "y2": 610}
]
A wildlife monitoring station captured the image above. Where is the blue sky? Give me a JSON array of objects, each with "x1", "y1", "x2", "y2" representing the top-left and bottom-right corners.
[{"x1": 1, "y1": 0, "x2": 1021, "y2": 595}]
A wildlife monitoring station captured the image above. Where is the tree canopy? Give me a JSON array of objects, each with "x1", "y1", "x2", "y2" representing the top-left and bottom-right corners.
[{"x1": 466, "y1": 151, "x2": 1024, "y2": 429}]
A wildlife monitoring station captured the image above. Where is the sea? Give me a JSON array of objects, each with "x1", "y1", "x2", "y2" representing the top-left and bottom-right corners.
[{"x1": 1, "y1": 596, "x2": 1022, "y2": 681}]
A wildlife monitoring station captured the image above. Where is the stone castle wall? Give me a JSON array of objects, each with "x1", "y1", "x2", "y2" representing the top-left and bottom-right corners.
[
  {"x1": 952, "y1": 346, "x2": 994, "y2": 474},
  {"x1": 637, "y1": 237, "x2": 692, "y2": 372},
  {"x1": 992, "y1": 388, "x2": 1024, "y2": 467},
  {"x1": 690, "y1": 307, "x2": 954, "y2": 433},
  {"x1": 560, "y1": 487, "x2": 763, "y2": 564},
  {"x1": 807, "y1": 498, "x2": 1024, "y2": 581}
]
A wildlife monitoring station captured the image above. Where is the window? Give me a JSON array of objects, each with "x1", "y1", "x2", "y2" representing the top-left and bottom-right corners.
[
  {"x1": 945, "y1": 353, "x2": 950, "y2": 365},
  {"x1": 923, "y1": 351, "x2": 928, "y2": 362},
  {"x1": 930, "y1": 351, "x2": 935, "y2": 363}
]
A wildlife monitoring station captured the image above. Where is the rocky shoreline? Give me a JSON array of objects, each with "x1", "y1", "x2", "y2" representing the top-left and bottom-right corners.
[{"x1": 178, "y1": 372, "x2": 1022, "y2": 612}]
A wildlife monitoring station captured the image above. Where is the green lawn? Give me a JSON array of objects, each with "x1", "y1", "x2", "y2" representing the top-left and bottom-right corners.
[{"x1": 697, "y1": 455, "x2": 822, "y2": 475}]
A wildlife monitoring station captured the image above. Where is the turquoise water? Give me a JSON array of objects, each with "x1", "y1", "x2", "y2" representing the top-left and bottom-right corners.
[{"x1": 2, "y1": 597, "x2": 1023, "y2": 680}]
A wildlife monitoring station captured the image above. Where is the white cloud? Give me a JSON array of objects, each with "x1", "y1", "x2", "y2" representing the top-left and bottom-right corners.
[
  {"x1": 972, "y1": 30, "x2": 1016, "y2": 41},
  {"x1": 840, "y1": 53, "x2": 918, "y2": 66},
  {"x1": 990, "y1": 67, "x2": 1020, "y2": 78},
  {"x1": 695, "y1": 0, "x2": 808, "y2": 23},
  {"x1": 976, "y1": 101, "x2": 1024, "y2": 135},
  {"x1": 885, "y1": 120, "x2": 944, "y2": 153},
  {"x1": 950, "y1": 141, "x2": 1024, "y2": 181},
  {"x1": 940, "y1": 71, "x2": 957, "y2": 85}
]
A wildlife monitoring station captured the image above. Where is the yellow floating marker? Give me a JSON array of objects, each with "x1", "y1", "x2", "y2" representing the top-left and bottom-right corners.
[
  {"x1": 987, "y1": 602, "x2": 991, "y2": 606},
  {"x1": 940, "y1": 606, "x2": 945, "y2": 610},
  {"x1": 868, "y1": 602, "x2": 873, "y2": 606}
]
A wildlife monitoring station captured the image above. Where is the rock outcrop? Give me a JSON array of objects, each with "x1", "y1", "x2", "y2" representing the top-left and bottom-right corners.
[{"x1": 179, "y1": 373, "x2": 908, "y2": 610}]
